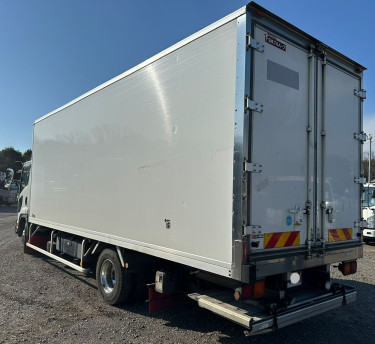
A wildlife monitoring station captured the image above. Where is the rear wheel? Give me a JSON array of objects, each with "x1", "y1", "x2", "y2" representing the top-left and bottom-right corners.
[{"x1": 96, "y1": 249, "x2": 133, "y2": 305}]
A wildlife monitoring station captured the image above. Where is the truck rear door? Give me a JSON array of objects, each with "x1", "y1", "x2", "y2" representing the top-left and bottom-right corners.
[
  {"x1": 248, "y1": 23, "x2": 363, "y2": 254},
  {"x1": 248, "y1": 24, "x2": 311, "y2": 252},
  {"x1": 318, "y1": 62, "x2": 362, "y2": 246}
]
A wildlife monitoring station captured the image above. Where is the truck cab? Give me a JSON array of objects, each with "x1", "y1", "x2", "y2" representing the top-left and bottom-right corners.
[
  {"x1": 15, "y1": 161, "x2": 31, "y2": 237},
  {"x1": 0, "y1": 168, "x2": 19, "y2": 206},
  {"x1": 362, "y1": 183, "x2": 375, "y2": 243}
]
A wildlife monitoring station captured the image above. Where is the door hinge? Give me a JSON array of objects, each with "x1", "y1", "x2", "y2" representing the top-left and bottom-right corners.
[
  {"x1": 354, "y1": 132, "x2": 367, "y2": 142},
  {"x1": 246, "y1": 35, "x2": 264, "y2": 52},
  {"x1": 354, "y1": 89, "x2": 366, "y2": 100},
  {"x1": 246, "y1": 97, "x2": 263, "y2": 113},
  {"x1": 245, "y1": 225, "x2": 261, "y2": 235},
  {"x1": 245, "y1": 162, "x2": 262, "y2": 173},
  {"x1": 354, "y1": 177, "x2": 366, "y2": 184},
  {"x1": 304, "y1": 200, "x2": 312, "y2": 216},
  {"x1": 355, "y1": 220, "x2": 367, "y2": 229}
]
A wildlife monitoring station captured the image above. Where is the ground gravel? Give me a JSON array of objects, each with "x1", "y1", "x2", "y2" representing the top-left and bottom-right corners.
[{"x1": 1, "y1": 206, "x2": 375, "y2": 344}]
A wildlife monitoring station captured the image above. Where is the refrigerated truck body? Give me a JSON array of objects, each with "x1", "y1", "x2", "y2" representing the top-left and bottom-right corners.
[{"x1": 16, "y1": 2, "x2": 366, "y2": 334}]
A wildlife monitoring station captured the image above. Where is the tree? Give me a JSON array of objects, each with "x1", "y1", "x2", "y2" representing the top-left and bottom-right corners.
[
  {"x1": 22, "y1": 149, "x2": 32, "y2": 162},
  {"x1": 0, "y1": 147, "x2": 23, "y2": 172},
  {"x1": 0, "y1": 147, "x2": 32, "y2": 176}
]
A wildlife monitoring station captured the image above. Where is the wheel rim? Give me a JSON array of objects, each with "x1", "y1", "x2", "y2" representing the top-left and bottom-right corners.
[{"x1": 100, "y1": 259, "x2": 116, "y2": 294}]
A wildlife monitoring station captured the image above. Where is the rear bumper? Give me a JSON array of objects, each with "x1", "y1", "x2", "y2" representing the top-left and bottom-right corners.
[
  {"x1": 244, "y1": 244, "x2": 363, "y2": 280},
  {"x1": 189, "y1": 284, "x2": 356, "y2": 335}
]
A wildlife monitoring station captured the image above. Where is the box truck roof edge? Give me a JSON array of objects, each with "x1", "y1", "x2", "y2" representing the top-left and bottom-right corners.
[{"x1": 34, "y1": 1, "x2": 365, "y2": 127}]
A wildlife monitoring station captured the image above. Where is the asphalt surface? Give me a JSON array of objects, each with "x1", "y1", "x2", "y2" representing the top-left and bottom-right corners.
[{"x1": 1, "y1": 206, "x2": 375, "y2": 344}]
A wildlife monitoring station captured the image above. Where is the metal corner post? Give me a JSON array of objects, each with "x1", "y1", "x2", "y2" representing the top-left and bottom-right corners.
[
  {"x1": 359, "y1": 70, "x2": 365, "y2": 234},
  {"x1": 231, "y1": 11, "x2": 251, "y2": 281}
]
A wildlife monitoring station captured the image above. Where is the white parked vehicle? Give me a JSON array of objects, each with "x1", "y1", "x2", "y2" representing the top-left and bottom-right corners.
[
  {"x1": 0, "y1": 169, "x2": 18, "y2": 205},
  {"x1": 16, "y1": 2, "x2": 366, "y2": 335},
  {"x1": 362, "y1": 183, "x2": 375, "y2": 242}
]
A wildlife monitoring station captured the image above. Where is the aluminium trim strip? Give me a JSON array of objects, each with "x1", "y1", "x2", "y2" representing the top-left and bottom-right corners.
[
  {"x1": 231, "y1": 12, "x2": 248, "y2": 281},
  {"x1": 26, "y1": 243, "x2": 90, "y2": 273},
  {"x1": 34, "y1": 6, "x2": 246, "y2": 124},
  {"x1": 196, "y1": 296, "x2": 252, "y2": 328}
]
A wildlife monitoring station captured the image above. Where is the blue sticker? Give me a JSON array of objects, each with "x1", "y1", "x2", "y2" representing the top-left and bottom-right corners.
[{"x1": 286, "y1": 215, "x2": 293, "y2": 226}]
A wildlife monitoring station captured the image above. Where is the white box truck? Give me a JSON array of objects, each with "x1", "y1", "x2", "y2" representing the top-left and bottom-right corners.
[
  {"x1": 16, "y1": 2, "x2": 366, "y2": 334},
  {"x1": 362, "y1": 183, "x2": 375, "y2": 242}
]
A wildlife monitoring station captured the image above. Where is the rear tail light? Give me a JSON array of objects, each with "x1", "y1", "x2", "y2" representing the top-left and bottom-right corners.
[
  {"x1": 253, "y1": 280, "x2": 265, "y2": 298},
  {"x1": 338, "y1": 261, "x2": 357, "y2": 276},
  {"x1": 234, "y1": 280, "x2": 265, "y2": 301}
]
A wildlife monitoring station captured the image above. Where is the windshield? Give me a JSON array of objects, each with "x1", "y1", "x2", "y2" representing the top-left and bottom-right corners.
[
  {"x1": 362, "y1": 187, "x2": 375, "y2": 207},
  {"x1": 20, "y1": 162, "x2": 31, "y2": 192}
]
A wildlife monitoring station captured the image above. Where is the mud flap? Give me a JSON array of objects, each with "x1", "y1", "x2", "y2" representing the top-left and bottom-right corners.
[{"x1": 148, "y1": 284, "x2": 189, "y2": 314}]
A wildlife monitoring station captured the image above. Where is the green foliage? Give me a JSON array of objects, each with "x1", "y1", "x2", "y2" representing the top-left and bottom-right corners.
[
  {"x1": 22, "y1": 149, "x2": 32, "y2": 162},
  {"x1": 0, "y1": 147, "x2": 31, "y2": 174}
]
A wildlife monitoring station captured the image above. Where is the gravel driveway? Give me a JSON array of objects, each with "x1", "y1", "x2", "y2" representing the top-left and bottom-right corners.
[{"x1": 1, "y1": 206, "x2": 374, "y2": 344}]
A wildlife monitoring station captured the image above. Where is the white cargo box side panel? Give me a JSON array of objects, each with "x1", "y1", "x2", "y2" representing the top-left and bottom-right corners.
[{"x1": 30, "y1": 20, "x2": 238, "y2": 276}]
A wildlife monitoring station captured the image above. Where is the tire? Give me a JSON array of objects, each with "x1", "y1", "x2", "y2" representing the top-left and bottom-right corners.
[
  {"x1": 96, "y1": 249, "x2": 133, "y2": 305},
  {"x1": 16, "y1": 217, "x2": 25, "y2": 237},
  {"x1": 23, "y1": 221, "x2": 31, "y2": 254}
]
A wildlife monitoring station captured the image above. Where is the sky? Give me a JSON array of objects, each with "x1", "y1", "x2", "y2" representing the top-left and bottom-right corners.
[{"x1": 0, "y1": 0, "x2": 374, "y2": 154}]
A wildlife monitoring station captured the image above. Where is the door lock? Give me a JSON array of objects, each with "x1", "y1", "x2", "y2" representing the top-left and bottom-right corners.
[
  {"x1": 326, "y1": 206, "x2": 335, "y2": 223},
  {"x1": 289, "y1": 206, "x2": 303, "y2": 225}
]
